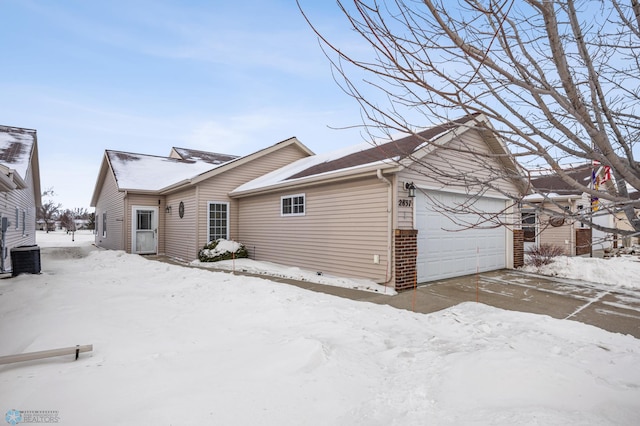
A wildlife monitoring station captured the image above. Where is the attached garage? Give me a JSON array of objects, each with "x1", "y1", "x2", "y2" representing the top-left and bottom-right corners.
[{"x1": 415, "y1": 190, "x2": 508, "y2": 283}]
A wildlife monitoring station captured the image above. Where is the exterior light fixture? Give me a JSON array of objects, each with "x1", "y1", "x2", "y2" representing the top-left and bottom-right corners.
[
  {"x1": 405, "y1": 182, "x2": 416, "y2": 198},
  {"x1": 165, "y1": 205, "x2": 172, "y2": 214}
]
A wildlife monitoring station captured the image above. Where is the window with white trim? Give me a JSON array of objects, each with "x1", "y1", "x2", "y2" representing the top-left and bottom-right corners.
[
  {"x1": 15, "y1": 207, "x2": 19, "y2": 230},
  {"x1": 208, "y1": 202, "x2": 229, "y2": 241},
  {"x1": 281, "y1": 194, "x2": 305, "y2": 216},
  {"x1": 22, "y1": 210, "x2": 26, "y2": 236},
  {"x1": 102, "y1": 212, "x2": 107, "y2": 237},
  {"x1": 521, "y1": 211, "x2": 536, "y2": 243}
]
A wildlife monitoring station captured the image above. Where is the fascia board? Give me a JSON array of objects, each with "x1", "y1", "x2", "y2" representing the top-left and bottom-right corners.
[
  {"x1": 230, "y1": 162, "x2": 401, "y2": 198},
  {"x1": 90, "y1": 154, "x2": 111, "y2": 207},
  {"x1": 159, "y1": 179, "x2": 193, "y2": 195}
]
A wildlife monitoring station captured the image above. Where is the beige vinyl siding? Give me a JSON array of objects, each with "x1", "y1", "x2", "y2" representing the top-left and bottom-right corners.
[
  {"x1": 1, "y1": 161, "x2": 38, "y2": 272},
  {"x1": 537, "y1": 204, "x2": 574, "y2": 255},
  {"x1": 237, "y1": 177, "x2": 390, "y2": 282},
  {"x1": 195, "y1": 144, "x2": 309, "y2": 253},
  {"x1": 164, "y1": 188, "x2": 197, "y2": 261},
  {"x1": 396, "y1": 130, "x2": 521, "y2": 230},
  {"x1": 403, "y1": 130, "x2": 520, "y2": 198},
  {"x1": 396, "y1": 178, "x2": 414, "y2": 229},
  {"x1": 124, "y1": 194, "x2": 164, "y2": 254},
  {"x1": 94, "y1": 171, "x2": 125, "y2": 250}
]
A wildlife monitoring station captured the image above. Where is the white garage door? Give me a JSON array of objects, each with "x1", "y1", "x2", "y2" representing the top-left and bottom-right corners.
[{"x1": 416, "y1": 190, "x2": 506, "y2": 282}]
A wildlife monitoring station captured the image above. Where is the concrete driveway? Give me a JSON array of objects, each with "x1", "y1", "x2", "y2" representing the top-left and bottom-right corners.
[{"x1": 279, "y1": 269, "x2": 640, "y2": 339}]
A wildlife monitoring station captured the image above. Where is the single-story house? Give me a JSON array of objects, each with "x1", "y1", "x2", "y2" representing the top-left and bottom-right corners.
[
  {"x1": 91, "y1": 113, "x2": 526, "y2": 289},
  {"x1": 524, "y1": 164, "x2": 631, "y2": 255},
  {"x1": 91, "y1": 137, "x2": 314, "y2": 259},
  {"x1": 0, "y1": 125, "x2": 42, "y2": 273}
]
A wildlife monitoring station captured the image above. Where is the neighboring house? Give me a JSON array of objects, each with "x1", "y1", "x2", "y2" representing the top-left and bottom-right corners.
[
  {"x1": 90, "y1": 137, "x2": 314, "y2": 260},
  {"x1": 91, "y1": 113, "x2": 526, "y2": 289},
  {"x1": 0, "y1": 125, "x2": 42, "y2": 273},
  {"x1": 524, "y1": 164, "x2": 625, "y2": 255}
]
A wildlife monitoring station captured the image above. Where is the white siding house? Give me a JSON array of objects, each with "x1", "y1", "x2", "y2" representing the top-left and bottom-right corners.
[{"x1": 0, "y1": 125, "x2": 42, "y2": 274}]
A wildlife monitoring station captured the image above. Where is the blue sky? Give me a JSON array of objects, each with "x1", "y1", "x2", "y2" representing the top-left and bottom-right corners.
[{"x1": 0, "y1": 0, "x2": 366, "y2": 209}]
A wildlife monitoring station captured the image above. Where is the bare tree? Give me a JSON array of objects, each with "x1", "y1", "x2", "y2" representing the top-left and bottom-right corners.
[
  {"x1": 37, "y1": 188, "x2": 61, "y2": 232},
  {"x1": 299, "y1": 0, "x2": 640, "y2": 235},
  {"x1": 59, "y1": 209, "x2": 77, "y2": 233}
]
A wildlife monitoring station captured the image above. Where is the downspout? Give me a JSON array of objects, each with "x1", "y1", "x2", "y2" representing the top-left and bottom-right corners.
[
  {"x1": 122, "y1": 190, "x2": 128, "y2": 252},
  {"x1": 377, "y1": 169, "x2": 394, "y2": 285}
]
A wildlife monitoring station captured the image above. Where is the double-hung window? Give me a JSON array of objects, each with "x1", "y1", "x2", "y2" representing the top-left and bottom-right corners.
[
  {"x1": 208, "y1": 202, "x2": 229, "y2": 241},
  {"x1": 281, "y1": 194, "x2": 305, "y2": 216},
  {"x1": 102, "y1": 212, "x2": 107, "y2": 237}
]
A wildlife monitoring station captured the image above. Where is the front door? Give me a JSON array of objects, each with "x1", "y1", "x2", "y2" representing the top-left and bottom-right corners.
[{"x1": 132, "y1": 206, "x2": 157, "y2": 254}]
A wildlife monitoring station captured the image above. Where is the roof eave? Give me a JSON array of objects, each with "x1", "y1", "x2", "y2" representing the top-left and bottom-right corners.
[
  {"x1": 523, "y1": 194, "x2": 583, "y2": 203},
  {"x1": 90, "y1": 153, "x2": 111, "y2": 207},
  {"x1": 9, "y1": 170, "x2": 27, "y2": 189},
  {"x1": 29, "y1": 137, "x2": 42, "y2": 207},
  {"x1": 230, "y1": 162, "x2": 401, "y2": 198},
  {"x1": 159, "y1": 179, "x2": 193, "y2": 195},
  {"x1": 0, "y1": 165, "x2": 17, "y2": 192},
  {"x1": 407, "y1": 113, "x2": 530, "y2": 196}
]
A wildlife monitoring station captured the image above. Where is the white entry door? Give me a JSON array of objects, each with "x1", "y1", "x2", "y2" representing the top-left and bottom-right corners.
[{"x1": 132, "y1": 207, "x2": 158, "y2": 254}]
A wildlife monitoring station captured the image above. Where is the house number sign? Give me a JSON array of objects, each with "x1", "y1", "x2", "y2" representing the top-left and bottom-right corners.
[
  {"x1": 178, "y1": 201, "x2": 185, "y2": 218},
  {"x1": 398, "y1": 199, "x2": 413, "y2": 207}
]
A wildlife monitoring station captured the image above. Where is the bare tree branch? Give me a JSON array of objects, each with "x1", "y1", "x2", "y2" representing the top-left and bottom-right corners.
[{"x1": 298, "y1": 0, "x2": 640, "y2": 235}]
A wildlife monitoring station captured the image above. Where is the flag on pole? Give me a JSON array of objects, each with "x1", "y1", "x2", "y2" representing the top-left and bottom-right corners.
[{"x1": 591, "y1": 169, "x2": 600, "y2": 211}]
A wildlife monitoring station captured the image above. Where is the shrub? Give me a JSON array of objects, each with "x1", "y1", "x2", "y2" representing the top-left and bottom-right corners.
[
  {"x1": 525, "y1": 244, "x2": 565, "y2": 268},
  {"x1": 198, "y1": 239, "x2": 248, "y2": 262}
]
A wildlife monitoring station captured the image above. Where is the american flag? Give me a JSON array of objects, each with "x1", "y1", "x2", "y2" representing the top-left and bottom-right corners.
[{"x1": 592, "y1": 159, "x2": 611, "y2": 184}]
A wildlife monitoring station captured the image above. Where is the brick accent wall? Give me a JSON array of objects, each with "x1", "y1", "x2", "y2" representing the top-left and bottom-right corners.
[
  {"x1": 576, "y1": 228, "x2": 592, "y2": 256},
  {"x1": 513, "y1": 229, "x2": 524, "y2": 268},
  {"x1": 394, "y1": 229, "x2": 418, "y2": 291}
]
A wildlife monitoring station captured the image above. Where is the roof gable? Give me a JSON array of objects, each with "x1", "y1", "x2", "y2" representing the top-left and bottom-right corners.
[
  {"x1": 185, "y1": 136, "x2": 313, "y2": 187},
  {"x1": 231, "y1": 114, "x2": 500, "y2": 196},
  {"x1": 287, "y1": 114, "x2": 480, "y2": 180},
  {"x1": 92, "y1": 137, "x2": 314, "y2": 201}
]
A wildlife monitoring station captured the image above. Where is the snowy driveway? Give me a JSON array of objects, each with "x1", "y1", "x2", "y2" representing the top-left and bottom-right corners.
[{"x1": 349, "y1": 270, "x2": 640, "y2": 339}]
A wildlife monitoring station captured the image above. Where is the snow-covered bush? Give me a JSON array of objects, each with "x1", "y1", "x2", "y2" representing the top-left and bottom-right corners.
[
  {"x1": 525, "y1": 243, "x2": 565, "y2": 268},
  {"x1": 198, "y1": 239, "x2": 248, "y2": 262}
]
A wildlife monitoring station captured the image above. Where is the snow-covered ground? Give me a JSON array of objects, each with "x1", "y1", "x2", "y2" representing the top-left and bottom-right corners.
[
  {"x1": 0, "y1": 230, "x2": 639, "y2": 425},
  {"x1": 521, "y1": 254, "x2": 640, "y2": 290},
  {"x1": 193, "y1": 258, "x2": 395, "y2": 294}
]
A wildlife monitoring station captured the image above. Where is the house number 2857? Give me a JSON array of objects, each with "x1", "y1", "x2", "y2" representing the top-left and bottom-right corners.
[{"x1": 398, "y1": 199, "x2": 413, "y2": 207}]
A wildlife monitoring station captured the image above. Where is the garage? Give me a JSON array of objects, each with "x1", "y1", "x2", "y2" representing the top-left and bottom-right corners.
[{"x1": 416, "y1": 190, "x2": 507, "y2": 283}]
